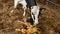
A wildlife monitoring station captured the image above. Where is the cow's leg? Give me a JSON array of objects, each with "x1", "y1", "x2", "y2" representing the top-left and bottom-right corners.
[
  {"x1": 23, "y1": 6, "x2": 26, "y2": 16},
  {"x1": 22, "y1": 6, "x2": 27, "y2": 22},
  {"x1": 19, "y1": 0, "x2": 27, "y2": 22},
  {"x1": 14, "y1": 0, "x2": 19, "y2": 8},
  {"x1": 19, "y1": 0, "x2": 27, "y2": 16}
]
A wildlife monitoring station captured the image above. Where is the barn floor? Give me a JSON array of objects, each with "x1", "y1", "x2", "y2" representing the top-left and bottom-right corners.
[{"x1": 0, "y1": 0, "x2": 60, "y2": 34}]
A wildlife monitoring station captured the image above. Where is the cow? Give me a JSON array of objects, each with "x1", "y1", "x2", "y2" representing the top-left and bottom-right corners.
[{"x1": 12, "y1": 0, "x2": 46, "y2": 25}]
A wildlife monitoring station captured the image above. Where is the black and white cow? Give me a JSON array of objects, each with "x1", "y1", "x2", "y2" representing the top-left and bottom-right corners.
[{"x1": 11, "y1": 0, "x2": 45, "y2": 25}]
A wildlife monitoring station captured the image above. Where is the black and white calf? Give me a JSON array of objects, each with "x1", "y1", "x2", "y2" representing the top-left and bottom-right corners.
[{"x1": 12, "y1": 0, "x2": 44, "y2": 25}]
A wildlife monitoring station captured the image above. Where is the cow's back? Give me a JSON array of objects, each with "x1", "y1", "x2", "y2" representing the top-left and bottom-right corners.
[{"x1": 26, "y1": 0, "x2": 37, "y2": 7}]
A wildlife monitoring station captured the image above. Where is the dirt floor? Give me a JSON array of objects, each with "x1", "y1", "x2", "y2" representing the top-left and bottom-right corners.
[{"x1": 0, "y1": 0, "x2": 60, "y2": 34}]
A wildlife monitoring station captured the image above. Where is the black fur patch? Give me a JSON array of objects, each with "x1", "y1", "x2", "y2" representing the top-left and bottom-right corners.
[
  {"x1": 26, "y1": 17, "x2": 34, "y2": 25},
  {"x1": 26, "y1": 0, "x2": 37, "y2": 8}
]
